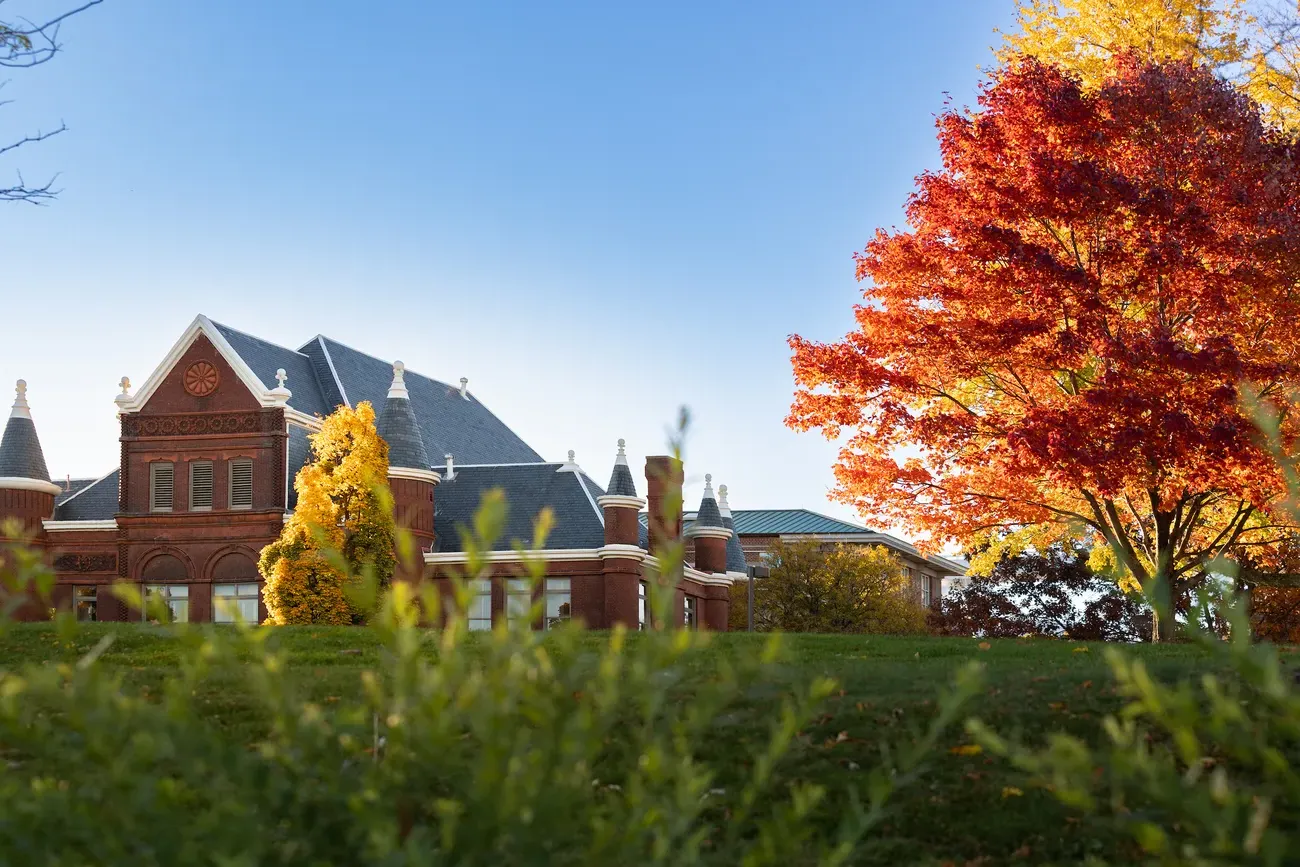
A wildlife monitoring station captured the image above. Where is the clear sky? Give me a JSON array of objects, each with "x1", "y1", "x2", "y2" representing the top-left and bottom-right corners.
[{"x1": 0, "y1": 0, "x2": 1013, "y2": 530}]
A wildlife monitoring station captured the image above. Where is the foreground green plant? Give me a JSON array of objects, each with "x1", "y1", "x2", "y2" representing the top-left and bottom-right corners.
[
  {"x1": 969, "y1": 597, "x2": 1299, "y2": 865},
  {"x1": 0, "y1": 493, "x2": 978, "y2": 866}
]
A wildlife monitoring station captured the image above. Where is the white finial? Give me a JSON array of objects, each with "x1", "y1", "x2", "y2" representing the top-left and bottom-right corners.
[
  {"x1": 459, "y1": 377, "x2": 469, "y2": 400},
  {"x1": 444, "y1": 453, "x2": 455, "y2": 481},
  {"x1": 615, "y1": 438, "x2": 628, "y2": 466},
  {"x1": 268, "y1": 368, "x2": 292, "y2": 405},
  {"x1": 568, "y1": 449, "x2": 576, "y2": 463},
  {"x1": 703, "y1": 473, "x2": 715, "y2": 499},
  {"x1": 717, "y1": 483, "x2": 732, "y2": 517},
  {"x1": 64, "y1": 474, "x2": 71, "y2": 493},
  {"x1": 115, "y1": 376, "x2": 133, "y2": 414},
  {"x1": 10, "y1": 379, "x2": 30, "y2": 420},
  {"x1": 388, "y1": 361, "x2": 409, "y2": 400}
]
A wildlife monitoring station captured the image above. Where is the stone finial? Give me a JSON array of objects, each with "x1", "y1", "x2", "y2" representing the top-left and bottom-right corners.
[
  {"x1": 568, "y1": 449, "x2": 576, "y2": 463},
  {"x1": 387, "y1": 361, "x2": 409, "y2": 400},
  {"x1": 703, "y1": 473, "x2": 715, "y2": 498},
  {"x1": 459, "y1": 377, "x2": 469, "y2": 399},
  {"x1": 718, "y1": 483, "x2": 730, "y2": 508},
  {"x1": 114, "y1": 376, "x2": 134, "y2": 414},
  {"x1": 11, "y1": 379, "x2": 30, "y2": 419},
  {"x1": 268, "y1": 368, "x2": 292, "y2": 405},
  {"x1": 118, "y1": 377, "x2": 131, "y2": 396},
  {"x1": 615, "y1": 438, "x2": 628, "y2": 465},
  {"x1": 444, "y1": 453, "x2": 455, "y2": 480}
]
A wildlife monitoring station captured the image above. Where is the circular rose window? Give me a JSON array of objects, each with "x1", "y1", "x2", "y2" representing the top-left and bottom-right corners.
[{"x1": 183, "y1": 360, "x2": 220, "y2": 397}]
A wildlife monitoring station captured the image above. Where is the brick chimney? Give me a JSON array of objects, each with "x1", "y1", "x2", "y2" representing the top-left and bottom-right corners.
[{"x1": 644, "y1": 454, "x2": 683, "y2": 560}]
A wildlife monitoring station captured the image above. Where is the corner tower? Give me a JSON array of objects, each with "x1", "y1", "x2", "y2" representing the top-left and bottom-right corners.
[
  {"x1": 376, "y1": 362, "x2": 439, "y2": 575},
  {"x1": 0, "y1": 380, "x2": 61, "y2": 542}
]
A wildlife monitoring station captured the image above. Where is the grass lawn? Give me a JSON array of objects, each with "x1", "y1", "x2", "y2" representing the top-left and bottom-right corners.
[{"x1": 0, "y1": 624, "x2": 1229, "y2": 865}]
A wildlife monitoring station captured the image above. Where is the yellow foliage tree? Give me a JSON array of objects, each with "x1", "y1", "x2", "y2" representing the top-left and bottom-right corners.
[
  {"x1": 260, "y1": 401, "x2": 396, "y2": 625},
  {"x1": 999, "y1": 0, "x2": 1300, "y2": 132}
]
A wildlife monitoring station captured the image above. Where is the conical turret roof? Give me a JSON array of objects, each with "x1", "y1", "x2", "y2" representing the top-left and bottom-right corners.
[
  {"x1": 0, "y1": 380, "x2": 52, "y2": 482},
  {"x1": 693, "y1": 474, "x2": 724, "y2": 528},
  {"x1": 376, "y1": 362, "x2": 432, "y2": 471},
  {"x1": 606, "y1": 438, "x2": 638, "y2": 497}
]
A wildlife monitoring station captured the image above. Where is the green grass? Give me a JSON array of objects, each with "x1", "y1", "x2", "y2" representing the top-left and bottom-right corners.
[{"x1": 0, "y1": 624, "x2": 1232, "y2": 865}]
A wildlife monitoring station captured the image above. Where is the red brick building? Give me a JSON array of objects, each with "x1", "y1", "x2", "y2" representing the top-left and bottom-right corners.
[{"x1": 0, "y1": 315, "x2": 733, "y2": 629}]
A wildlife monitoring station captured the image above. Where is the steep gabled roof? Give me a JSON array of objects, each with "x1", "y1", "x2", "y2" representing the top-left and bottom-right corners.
[
  {"x1": 211, "y1": 321, "x2": 335, "y2": 418},
  {"x1": 306, "y1": 336, "x2": 542, "y2": 465},
  {"x1": 432, "y1": 462, "x2": 605, "y2": 552}
]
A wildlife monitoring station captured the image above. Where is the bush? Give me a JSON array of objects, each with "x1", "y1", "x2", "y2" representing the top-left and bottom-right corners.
[
  {"x1": 0, "y1": 497, "x2": 978, "y2": 865},
  {"x1": 750, "y1": 540, "x2": 926, "y2": 635}
]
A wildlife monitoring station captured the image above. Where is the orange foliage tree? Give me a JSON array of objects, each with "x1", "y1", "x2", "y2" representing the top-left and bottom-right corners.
[{"x1": 788, "y1": 57, "x2": 1300, "y2": 640}]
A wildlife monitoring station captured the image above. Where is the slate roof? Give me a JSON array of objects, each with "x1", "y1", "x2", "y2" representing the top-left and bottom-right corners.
[
  {"x1": 378, "y1": 395, "x2": 431, "y2": 471},
  {"x1": 607, "y1": 462, "x2": 638, "y2": 497},
  {"x1": 212, "y1": 322, "x2": 335, "y2": 419},
  {"x1": 727, "y1": 509, "x2": 872, "y2": 535},
  {"x1": 303, "y1": 337, "x2": 542, "y2": 466},
  {"x1": 0, "y1": 416, "x2": 51, "y2": 481},
  {"x1": 722, "y1": 514, "x2": 747, "y2": 573},
  {"x1": 432, "y1": 463, "x2": 606, "y2": 552},
  {"x1": 286, "y1": 424, "x2": 312, "y2": 510},
  {"x1": 53, "y1": 470, "x2": 120, "y2": 521},
  {"x1": 694, "y1": 494, "x2": 724, "y2": 529},
  {"x1": 56, "y1": 478, "x2": 100, "y2": 505}
]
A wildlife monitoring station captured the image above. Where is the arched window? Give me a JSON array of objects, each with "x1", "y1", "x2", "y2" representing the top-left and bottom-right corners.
[
  {"x1": 141, "y1": 553, "x2": 188, "y2": 622},
  {"x1": 211, "y1": 552, "x2": 260, "y2": 624}
]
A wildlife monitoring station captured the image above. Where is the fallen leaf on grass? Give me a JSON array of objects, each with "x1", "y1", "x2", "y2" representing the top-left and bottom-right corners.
[
  {"x1": 978, "y1": 641, "x2": 991, "y2": 651},
  {"x1": 1072, "y1": 646, "x2": 1089, "y2": 654},
  {"x1": 1002, "y1": 786, "x2": 1023, "y2": 798},
  {"x1": 1048, "y1": 702, "x2": 1066, "y2": 711},
  {"x1": 949, "y1": 744, "x2": 983, "y2": 756}
]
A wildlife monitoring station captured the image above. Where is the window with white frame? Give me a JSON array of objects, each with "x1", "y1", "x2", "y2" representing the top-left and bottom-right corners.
[
  {"x1": 73, "y1": 586, "x2": 97, "y2": 622},
  {"x1": 638, "y1": 580, "x2": 647, "y2": 630},
  {"x1": 683, "y1": 595, "x2": 698, "y2": 630},
  {"x1": 189, "y1": 460, "x2": 213, "y2": 511},
  {"x1": 143, "y1": 584, "x2": 189, "y2": 623},
  {"x1": 921, "y1": 576, "x2": 932, "y2": 607},
  {"x1": 229, "y1": 459, "x2": 254, "y2": 509},
  {"x1": 150, "y1": 462, "x2": 174, "y2": 512},
  {"x1": 214, "y1": 583, "x2": 260, "y2": 623},
  {"x1": 468, "y1": 579, "x2": 493, "y2": 631},
  {"x1": 545, "y1": 578, "x2": 571, "y2": 629},
  {"x1": 507, "y1": 578, "x2": 533, "y2": 627}
]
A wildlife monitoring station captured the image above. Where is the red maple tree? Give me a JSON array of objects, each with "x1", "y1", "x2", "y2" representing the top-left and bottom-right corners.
[{"x1": 788, "y1": 56, "x2": 1300, "y2": 639}]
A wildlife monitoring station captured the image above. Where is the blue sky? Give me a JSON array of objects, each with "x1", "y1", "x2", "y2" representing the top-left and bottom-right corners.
[{"x1": 1, "y1": 0, "x2": 1012, "y2": 529}]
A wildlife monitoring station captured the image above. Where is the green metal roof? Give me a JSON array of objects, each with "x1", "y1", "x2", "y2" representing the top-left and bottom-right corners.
[{"x1": 728, "y1": 509, "x2": 871, "y2": 535}]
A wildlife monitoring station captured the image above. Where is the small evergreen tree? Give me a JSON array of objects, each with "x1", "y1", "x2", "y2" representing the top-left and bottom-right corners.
[{"x1": 260, "y1": 402, "x2": 395, "y2": 624}]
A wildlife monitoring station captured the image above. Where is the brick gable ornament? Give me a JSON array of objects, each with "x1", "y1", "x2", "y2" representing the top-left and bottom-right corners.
[{"x1": 183, "y1": 360, "x2": 220, "y2": 397}]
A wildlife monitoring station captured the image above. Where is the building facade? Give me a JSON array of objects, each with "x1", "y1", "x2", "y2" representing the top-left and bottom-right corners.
[{"x1": 0, "y1": 315, "x2": 735, "y2": 629}]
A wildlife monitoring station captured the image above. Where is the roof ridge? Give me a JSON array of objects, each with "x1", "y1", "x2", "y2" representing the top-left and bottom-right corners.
[
  {"x1": 313, "y1": 335, "x2": 455, "y2": 391},
  {"x1": 733, "y1": 507, "x2": 869, "y2": 530},
  {"x1": 444, "y1": 461, "x2": 559, "y2": 468}
]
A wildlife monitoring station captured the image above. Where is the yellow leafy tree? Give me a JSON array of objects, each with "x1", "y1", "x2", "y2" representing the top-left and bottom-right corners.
[
  {"x1": 999, "y1": 0, "x2": 1300, "y2": 132},
  {"x1": 260, "y1": 401, "x2": 396, "y2": 625}
]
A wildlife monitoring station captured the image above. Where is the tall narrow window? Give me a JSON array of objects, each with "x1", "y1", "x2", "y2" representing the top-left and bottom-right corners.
[
  {"x1": 683, "y1": 596, "x2": 698, "y2": 630},
  {"x1": 468, "y1": 579, "x2": 493, "y2": 631},
  {"x1": 921, "y1": 576, "x2": 932, "y2": 608},
  {"x1": 545, "y1": 578, "x2": 571, "y2": 630},
  {"x1": 507, "y1": 578, "x2": 533, "y2": 627},
  {"x1": 214, "y1": 583, "x2": 260, "y2": 623},
  {"x1": 143, "y1": 584, "x2": 189, "y2": 623},
  {"x1": 229, "y1": 459, "x2": 253, "y2": 509},
  {"x1": 189, "y1": 461, "x2": 213, "y2": 511},
  {"x1": 638, "y1": 580, "x2": 648, "y2": 631},
  {"x1": 149, "y1": 463, "x2": 174, "y2": 513}
]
